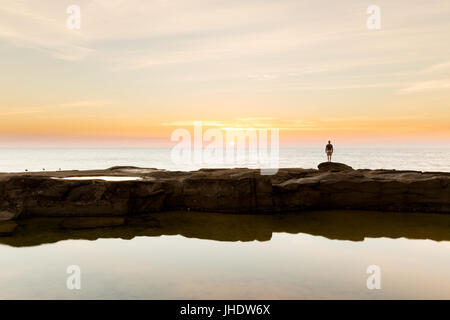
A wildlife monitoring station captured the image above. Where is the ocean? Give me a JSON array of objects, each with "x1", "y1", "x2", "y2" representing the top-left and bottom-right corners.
[
  {"x1": 0, "y1": 147, "x2": 448, "y2": 173},
  {"x1": 1, "y1": 146, "x2": 450, "y2": 299}
]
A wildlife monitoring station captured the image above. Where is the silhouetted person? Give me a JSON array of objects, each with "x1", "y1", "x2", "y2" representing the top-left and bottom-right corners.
[{"x1": 325, "y1": 140, "x2": 333, "y2": 162}]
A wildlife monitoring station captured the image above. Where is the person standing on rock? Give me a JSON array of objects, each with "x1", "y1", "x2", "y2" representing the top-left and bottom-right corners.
[{"x1": 325, "y1": 140, "x2": 333, "y2": 162}]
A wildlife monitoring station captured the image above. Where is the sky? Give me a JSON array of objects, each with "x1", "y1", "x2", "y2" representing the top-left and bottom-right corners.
[{"x1": 0, "y1": 0, "x2": 449, "y2": 147}]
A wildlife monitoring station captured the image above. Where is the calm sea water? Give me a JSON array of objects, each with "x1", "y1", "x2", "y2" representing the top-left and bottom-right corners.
[
  {"x1": 0, "y1": 147, "x2": 449, "y2": 172},
  {"x1": 1, "y1": 148, "x2": 449, "y2": 299}
]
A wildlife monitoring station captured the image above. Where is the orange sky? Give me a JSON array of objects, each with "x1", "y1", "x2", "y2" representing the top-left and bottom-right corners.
[{"x1": 0, "y1": 0, "x2": 449, "y2": 147}]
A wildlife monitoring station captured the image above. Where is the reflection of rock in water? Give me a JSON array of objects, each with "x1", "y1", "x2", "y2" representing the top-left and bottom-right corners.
[
  {"x1": 1, "y1": 210, "x2": 450, "y2": 247},
  {"x1": 59, "y1": 217, "x2": 125, "y2": 229}
]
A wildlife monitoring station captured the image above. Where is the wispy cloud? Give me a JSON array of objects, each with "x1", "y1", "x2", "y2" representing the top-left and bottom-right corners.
[
  {"x1": 237, "y1": 117, "x2": 278, "y2": 121},
  {"x1": 247, "y1": 74, "x2": 277, "y2": 81},
  {"x1": 2, "y1": 0, "x2": 450, "y2": 78},
  {"x1": 161, "y1": 118, "x2": 317, "y2": 131},
  {"x1": 424, "y1": 61, "x2": 450, "y2": 73},
  {"x1": 0, "y1": 2, "x2": 92, "y2": 60},
  {"x1": 397, "y1": 80, "x2": 450, "y2": 94},
  {"x1": 58, "y1": 100, "x2": 112, "y2": 108},
  {"x1": 161, "y1": 121, "x2": 225, "y2": 127},
  {"x1": 0, "y1": 100, "x2": 112, "y2": 116}
]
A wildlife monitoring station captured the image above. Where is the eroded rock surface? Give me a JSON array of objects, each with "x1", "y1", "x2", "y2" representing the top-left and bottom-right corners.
[
  {"x1": 318, "y1": 162, "x2": 354, "y2": 172},
  {"x1": 0, "y1": 163, "x2": 448, "y2": 218},
  {"x1": 0, "y1": 211, "x2": 16, "y2": 222}
]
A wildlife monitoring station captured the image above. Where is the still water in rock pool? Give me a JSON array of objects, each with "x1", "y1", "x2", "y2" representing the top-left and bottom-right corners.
[{"x1": 1, "y1": 211, "x2": 450, "y2": 299}]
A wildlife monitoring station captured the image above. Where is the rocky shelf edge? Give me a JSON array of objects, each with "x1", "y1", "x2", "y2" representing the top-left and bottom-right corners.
[{"x1": 0, "y1": 162, "x2": 448, "y2": 228}]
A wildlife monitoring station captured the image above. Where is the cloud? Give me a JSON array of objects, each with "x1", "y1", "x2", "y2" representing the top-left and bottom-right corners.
[
  {"x1": 424, "y1": 61, "x2": 450, "y2": 73},
  {"x1": 0, "y1": 2, "x2": 92, "y2": 60},
  {"x1": 58, "y1": 100, "x2": 112, "y2": 108},
  {"x1": 0, "y1": 100, "x2": 112, "y2": 116},
  {"x1": 397, "y1": 80, "x2": 450, "y2": 94},
  {"x1": 1, "y1": 0, "x2": 450, "y2": 95},
  {"x1": 247, "y1": 74, "x2": 277, "y2": 81},
  {"x1": 161, "y1": 121, "x2": 225, "y2": 127},
  {"x1": 237, "y1": 117, "x2": 279, "y2": 121},
  {"x1": 161, "y1": 118, "x2": 317, "y2": 131}
]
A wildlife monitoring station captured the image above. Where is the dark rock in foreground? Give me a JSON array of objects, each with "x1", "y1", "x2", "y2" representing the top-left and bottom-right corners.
[
  {"x1": 0, "y1": 221, "x2": 17, "y2": 236},
  {"x1": 0, "y1": 210, "x2": 16, "y2": 222},
  {"x1": 318, "y1": 162, "x2": 354, "y2": 172},
  {"x1": 0, "y1": 163, "x2": 448, "y2": 222}
]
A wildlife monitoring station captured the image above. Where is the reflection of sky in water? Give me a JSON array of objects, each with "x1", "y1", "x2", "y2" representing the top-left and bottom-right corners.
[{"x1": 1, "y1": 233, "x2": 450, "y2": 299}]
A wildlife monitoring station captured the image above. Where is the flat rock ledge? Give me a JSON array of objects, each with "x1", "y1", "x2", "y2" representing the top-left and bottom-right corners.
[{"x1": 0, "y1": 162, "x2": 448, "y2": 222}]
